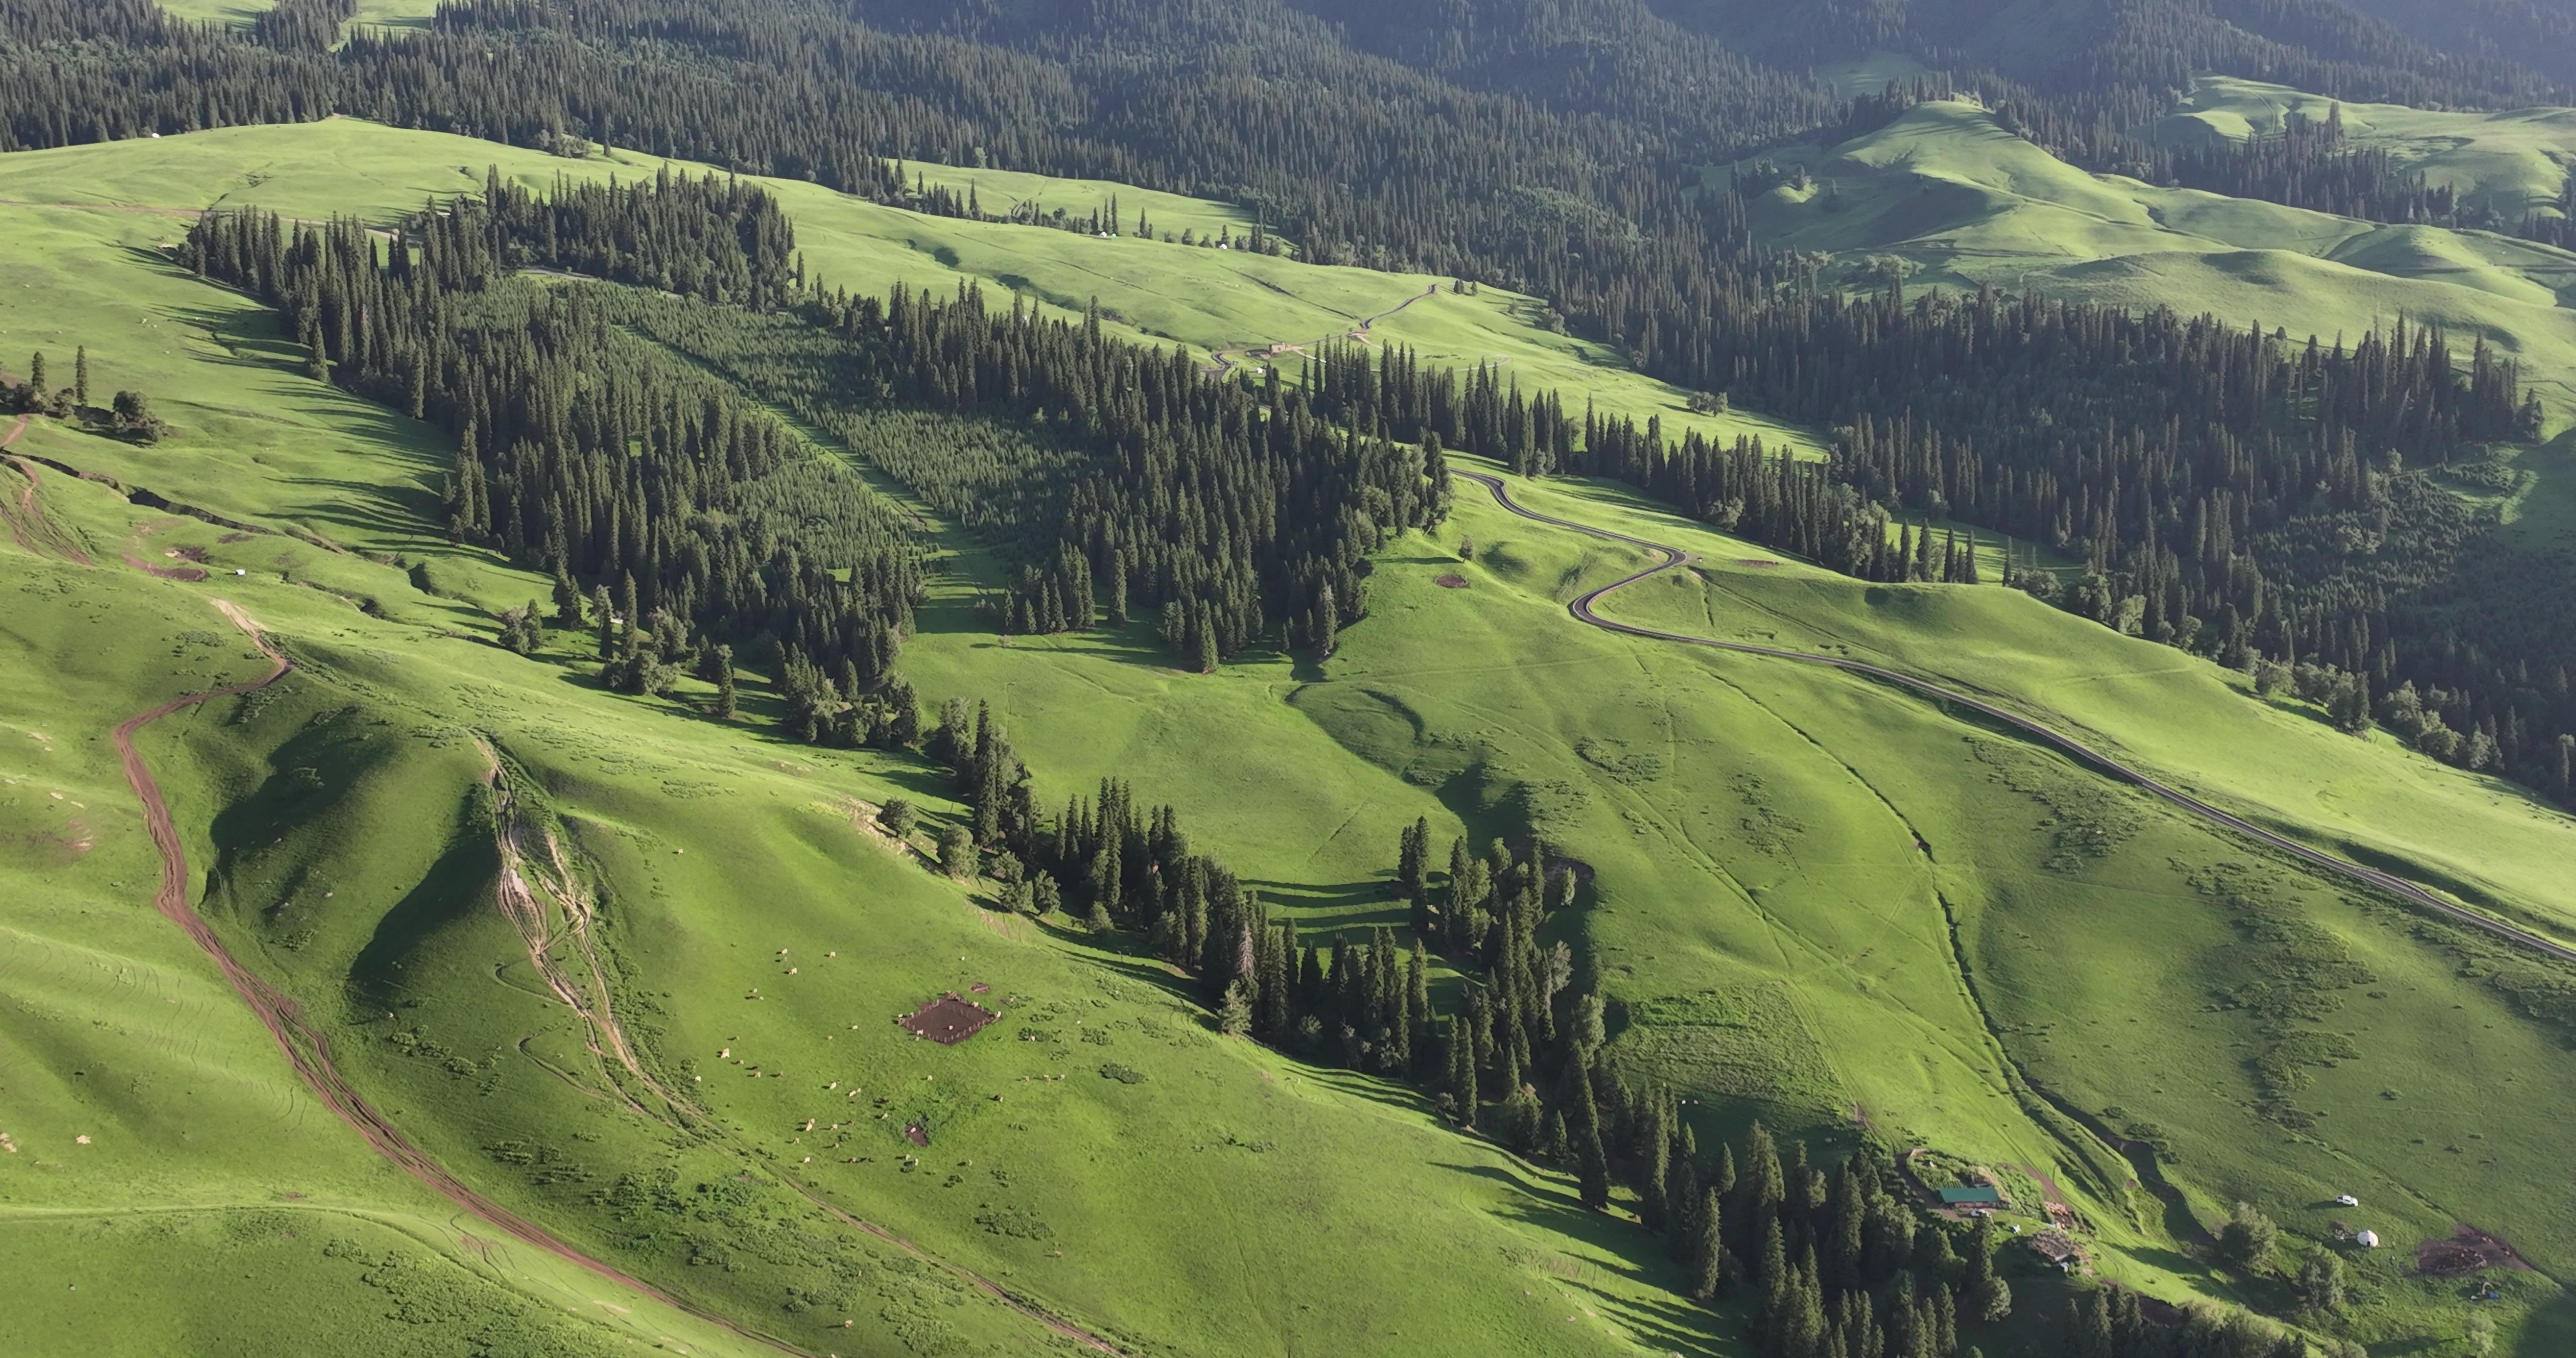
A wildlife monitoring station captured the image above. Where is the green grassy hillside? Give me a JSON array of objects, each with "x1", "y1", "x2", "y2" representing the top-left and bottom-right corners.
[
  {"x1": 1414, "y1": 469, "x2": 2576, "y2": 1352},
  {"x1": 2148, "y1": 76, "x2": 2576, "y2": 230},
  {"x1": 0, "y1": 129, "x2": 1741, "y2": 1358},
  {"x1": 8, "y1": 112, "x2": 2576, "y2": 1357},
  {"x1": 0, "y1": 119, "x2": 1822, "y2": 459},
  {"x1": 1735, "y1": 98, "x2": 2576, "y2": 416}
]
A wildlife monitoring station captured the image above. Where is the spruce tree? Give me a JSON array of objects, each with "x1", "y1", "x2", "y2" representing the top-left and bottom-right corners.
[
  {"x1": 713, "y1": 647, "x2": 738, "y2": 719},
  {"x1": 72, "y1": 346, "x2": 88, "y2": 407},
  {"x1": 1690, "y1": 1189, "x2": 1726, "y2": 1302},
  {"x1": 1445, "y1": 1015, "x2": 1478, "y2": 1123},
  {"x1": 1756, "y1": 1215, "x2": 1789, "y2": 1319},
  {"x1": 1575, "y1": 1118, "x2": 1612, "y2": 1210}
]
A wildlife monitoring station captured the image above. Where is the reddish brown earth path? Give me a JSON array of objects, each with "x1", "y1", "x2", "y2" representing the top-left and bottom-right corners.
[
  {"x1": 111, "y1": 602, "x2": 819, "y2": 1358},
  {"x1": 0, "y1": 415, "x2": 34, "y2": 555},
  {"x1": 2, "y1": 414, "x2": 97, "y2": 565}
]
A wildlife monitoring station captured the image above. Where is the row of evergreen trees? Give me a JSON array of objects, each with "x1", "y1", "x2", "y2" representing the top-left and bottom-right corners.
[
  {"x1": 609, "y1": 275, "x2": 1455, "y2": 669},
  {"x1": 178, "y1": 185, "x2": 925, "y2": 700},
  {"x1": 182, "y1": 169, "x2": 1455, "y2": 704}
]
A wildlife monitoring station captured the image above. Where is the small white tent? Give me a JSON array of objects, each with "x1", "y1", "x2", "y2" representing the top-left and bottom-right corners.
[{"x1": 2355, "y1": 1230, "x2": 2380, "y2": 1248}]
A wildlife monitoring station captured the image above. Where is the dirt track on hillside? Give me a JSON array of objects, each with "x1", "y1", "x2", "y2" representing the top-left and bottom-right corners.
[
  {"x1": 1455, "y1": 468, "x2": 2576, "y2": 968},
  {"x1": 1209, "y1": 281, "x2": 1440, "y2": 376}
]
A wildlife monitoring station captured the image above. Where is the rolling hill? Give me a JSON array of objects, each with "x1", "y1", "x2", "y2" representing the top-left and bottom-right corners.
[{"x1": 7, "y1": 8, "x2": 2576, "y2": 1355}]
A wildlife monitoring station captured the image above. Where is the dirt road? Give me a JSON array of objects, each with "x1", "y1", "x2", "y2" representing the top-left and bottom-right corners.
[
  {"x1": 1453, "y1": 468, "x2": 2576, "y2": 966},
  {"x1": 1210, "y1": 282, "x2": 1441, "y2": 376}
]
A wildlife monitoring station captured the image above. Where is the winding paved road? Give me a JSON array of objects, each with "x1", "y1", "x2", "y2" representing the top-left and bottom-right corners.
[{"x1": 1453, "y1": 469, "x2": 2576, "y2": 966}]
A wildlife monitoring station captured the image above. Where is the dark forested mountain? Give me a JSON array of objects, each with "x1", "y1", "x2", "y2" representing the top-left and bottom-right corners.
[{"x1": 2343, "y1": 0, "x2": 2576, "y2": 87}]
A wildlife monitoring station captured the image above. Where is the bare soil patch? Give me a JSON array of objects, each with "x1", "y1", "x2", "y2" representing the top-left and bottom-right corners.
[
  {"x1": 1435, "y1": 573, "x2": 1468, "y2": 588},
  {"x1": 900, "y1": 994, "x2": 998, "y2": 1045},
  {"x1": 122, "y1": 552, "x2": 206, "y2": 581},
  {"x1": 2419, "y1": 1225, "x2": 2532, "y2": 1277},
  {"x1": 1735, "y1": 559, "x2": 1780, "y2": 568}
]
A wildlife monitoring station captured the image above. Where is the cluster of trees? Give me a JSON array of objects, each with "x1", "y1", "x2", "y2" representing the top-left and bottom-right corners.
[
  {"x1": 611, "y1": 277, "x2": 1452, "y2": 669},
  {"x1": 2158, "y1": 106, "x2": 2461, "y2": 226},
  {"x1": 920, "y1": 696, "x2": 1244, "y2": 948},
  {"x1": 179, "y1": 185, "x2": 925, "y2": 708},
  {"x1": 840, "y1": 283, "x2": 1451, "y2": 663},
  {"x1": 459, "y1": 169, "x2": 802, "y2": 310},
  {"x1": 7, "y1": 347, "x2": 165, "y2": 442},
  {"x1": 2516, "y1": 169, "x2": 2576, "y2": 249},
  {"x1": 248, "y1": 0, "x2": 353, "y2": 53}
]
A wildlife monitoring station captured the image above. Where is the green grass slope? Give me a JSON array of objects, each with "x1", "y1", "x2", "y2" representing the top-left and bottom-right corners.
[
  {"x1": 0, "y1": 143, "x2": 1736, "y2": 1356},
  {"x1": 1414, "y1": 467, "x2": 2576, "y2": 1352},
  {"x1": 2149, "y1": 76, "x2": 2576, "y2": 231},
  {"x1": 153, "y1": 0, "x2": 439, "y2": 33},
  {"x1": 0, "y1": 119, "x2": 1821, "y2": 459},
  {"x1": 1739, "y1": 99, "x2": 2576, "y2": 416},
  {"x1": 0, "y1": 531, "x2": 801, "y2": 1358},
  {"x1": 11, "y1": 112, "x2": 2576, "y2": 1355}
]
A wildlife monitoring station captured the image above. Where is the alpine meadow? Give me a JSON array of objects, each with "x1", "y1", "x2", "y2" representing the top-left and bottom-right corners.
[{"x1": 5, "y1": 2, "x2": 2576, "y2": 1356}]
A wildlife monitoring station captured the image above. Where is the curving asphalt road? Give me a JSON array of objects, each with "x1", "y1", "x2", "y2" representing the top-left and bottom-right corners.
[{"x1": 1452, "y1": 468, "x2": 2576, "y2": 967}]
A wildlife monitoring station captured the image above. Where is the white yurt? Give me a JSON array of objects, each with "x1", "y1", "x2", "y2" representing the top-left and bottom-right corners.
[{"x1": 2354, "y1": 1230, "x2": 2381, "y2": 1249}]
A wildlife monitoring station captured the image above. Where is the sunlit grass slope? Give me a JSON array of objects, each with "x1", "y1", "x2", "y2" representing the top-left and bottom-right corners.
[
  {"x1": 0, "y1": 514, "x2": 817, "y2": 1358},
  {"x1": 1738, "y1": 99, "x2": 2576, "y2": 416},
  {"x1": 11, "y1": 110, "x2": 2576, "y2": 1354},
  {"x1": 2150, "y1": 75, "x2": 2576, "y2": 231},
  {"x1": 0, "y1": 152, "x2": 1734, "y2": 1357},
  {"x1": 153, "y1": 0, "x2": 440, "y2": 32},
  {"x1": 0, "y1": 119, "x2": 1820, "y2": 456},
  {"x1": 1407, "y1": 467, "x2": 2576, "y2": 1352}
]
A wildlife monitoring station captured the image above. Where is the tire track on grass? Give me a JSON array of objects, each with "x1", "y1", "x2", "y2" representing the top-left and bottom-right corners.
[{"x1": 1454, "y1": 468, "x2": 2576, "y2": 967}]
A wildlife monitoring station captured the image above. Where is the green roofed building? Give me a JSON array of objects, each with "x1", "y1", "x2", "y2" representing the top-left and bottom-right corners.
[{"x1": 1939, "y1": 1186, "x2": 2005, "y2": 1208}]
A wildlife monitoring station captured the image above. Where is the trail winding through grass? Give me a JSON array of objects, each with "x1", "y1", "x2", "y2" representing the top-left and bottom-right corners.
[{"x1": 1454, "y1": 468, "x2": 2576, "y2": 966}]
